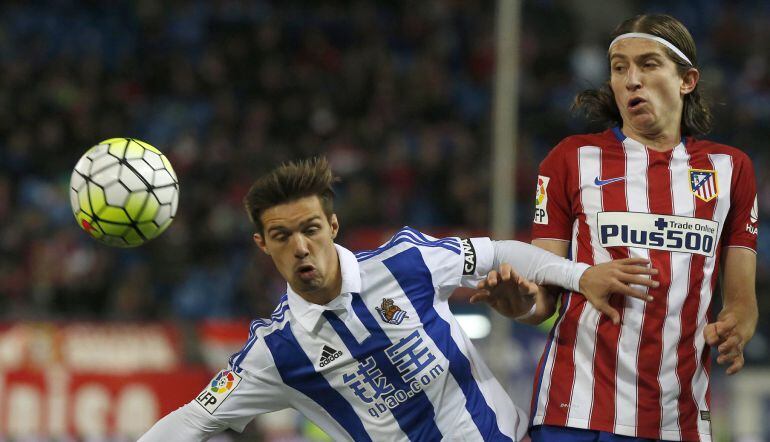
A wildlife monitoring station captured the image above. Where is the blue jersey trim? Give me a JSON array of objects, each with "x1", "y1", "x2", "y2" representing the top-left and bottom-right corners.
[
  {"x1": 229, "y1": 295, "x2": 290, "y2": 371},
  {"x1": 355, "y1": 227, "x2": 460, "y2": 262},
  {"x1": 384, "y1": 248, "x2": 512, "y2": 441},
  {"x1": 323, "y1": 294, "x2": 443, "y2": 441},
  {"x1": 612, "y1": 126, "x2": 685, "y2": 146},
  {"x1": 612, "y1": 126, "x2": 626, "y2": 142},
  {"x1": 264, "y1": 322, "x2": 372, "y2": 442}
]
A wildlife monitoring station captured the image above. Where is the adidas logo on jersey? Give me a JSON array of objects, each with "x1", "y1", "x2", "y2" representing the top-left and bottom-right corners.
[{"x1": 319, "y1": 344, "x2": 343, "y2": 367}]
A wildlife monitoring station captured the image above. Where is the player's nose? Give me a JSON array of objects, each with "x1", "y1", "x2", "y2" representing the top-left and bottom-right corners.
[
  {"x1": 625, "y1": 65, "x2": 642, "y2": 90},
  {"x1": 292, "y1": 234, "x2": 310, "y2": 258}
]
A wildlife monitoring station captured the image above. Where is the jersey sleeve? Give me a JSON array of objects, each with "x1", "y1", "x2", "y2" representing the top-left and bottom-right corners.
[
  {"x1": 193, "y1": 336, "x2": 290, "y2": 432},
  {"x1": 388, "y1": 228, "x2": 495, "y2": 301},
  {"x1": 531, "y1": 141, "x2": 574, "y2": 240},
  {"x1": 722, "y1": 152, "x2": 758, "y2": 251},
  {"x1": 139, "y1": 339, "x2": 288, "y2": 439}
]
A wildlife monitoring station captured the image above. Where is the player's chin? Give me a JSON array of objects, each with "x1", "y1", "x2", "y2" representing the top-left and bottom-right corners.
[
  {"x1": 628, "y1": 113, "x2": 656, "y2": 128},
  {"x1": 295, "y1": 274, "x2": 324, "y2": 291}
]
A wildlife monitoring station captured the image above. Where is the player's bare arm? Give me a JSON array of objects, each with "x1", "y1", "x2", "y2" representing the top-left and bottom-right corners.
[{"x1": 704, "y1": 247, "x2": 758, "y2": 375}]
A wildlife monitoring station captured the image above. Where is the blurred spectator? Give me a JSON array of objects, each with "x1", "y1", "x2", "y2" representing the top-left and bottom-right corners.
[{"x1": 1, "y1": 0, "x2": 768, "y2": 362}]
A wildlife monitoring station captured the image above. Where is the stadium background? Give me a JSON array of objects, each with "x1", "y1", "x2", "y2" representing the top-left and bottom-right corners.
[{"x1": 1, "y1": 0, "x2": 769, "y2": 440}]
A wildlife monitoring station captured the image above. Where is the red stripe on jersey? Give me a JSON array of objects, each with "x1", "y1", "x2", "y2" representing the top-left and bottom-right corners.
[
  {"x1": 635, "y1": 149, "x2": 672, "y2": 436},
  {"x1": 541, "y1": 306, "x2": 584, "y2": 427},
  {"x1": 589, "y1": 143, "x2": 628, "y2": 429},
  {"x1": 677, "y1": 151, "x2": 717, "y2": 440}
]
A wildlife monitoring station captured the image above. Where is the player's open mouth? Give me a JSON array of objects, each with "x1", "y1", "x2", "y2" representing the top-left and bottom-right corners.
[
  {"x1": 627, "y1": 97, "x2": 646, "y2": 110},
  {"x1": 297, "y1": 264, "x2": 317, "y2": 279}
]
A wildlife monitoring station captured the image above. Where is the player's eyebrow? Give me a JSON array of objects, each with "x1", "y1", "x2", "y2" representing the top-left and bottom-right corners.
[
  {"x1": 266, "y1": 216, "x2": 322, "y2": 234},
  {"x1": 299, "y1": 216, "x2": 322, "y2": 226},
  {"x1": 266, "y1": 225, "x2": 289, "y2": 235},
  {"x1": 610, "y1": 51, "x2": 665, "y2": 62}
]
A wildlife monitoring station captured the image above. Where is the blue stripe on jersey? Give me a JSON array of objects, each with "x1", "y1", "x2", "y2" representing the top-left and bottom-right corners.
[
  {"x1": 384, "y1": 248, "x2": 513, "y2": 442},
  {"x1": 355, "y1": 231, "x2": 458, "y2": 261},
  {"x1": 229, "y1": 295, "x2": 290, "y2": 372},
  {"x1": 401, "y1": 226, "x2": 457, "y2": 246},
  {"x1": 529, "y1": 292, "x2": 573, "y2": 427},
  {"x1": 263, "y1": 322, "x2": 372, "y2": 442},
  {"x1": 355, "y1": 227, "x2": 460, "y2": 262},
  {"x1": 323, "y1": 295, "x2": 444, "y2": 441}
]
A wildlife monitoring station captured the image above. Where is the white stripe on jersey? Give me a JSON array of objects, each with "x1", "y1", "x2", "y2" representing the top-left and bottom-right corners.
[
  {"x1": 657, "y1": 143, "x2": 694, "y2": 439},
  {"x1": 614, "y1": 139, "x2": 649, "y2": 434},
  {"x1": 579, "y1": 145, "x2": 611, "y2": 265},
  {"x1": 433, "y1": 300, "x2": 524, "y2": 439}
]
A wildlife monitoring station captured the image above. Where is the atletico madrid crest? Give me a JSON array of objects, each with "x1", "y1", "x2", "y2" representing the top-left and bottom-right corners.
[{"x1": 689, "y1": 169, "x2": 719, "y2": 202}]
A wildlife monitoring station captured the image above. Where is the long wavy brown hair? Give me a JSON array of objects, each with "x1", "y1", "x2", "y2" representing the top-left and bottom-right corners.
[{"x1": 573, "y1": 14, "x2": 713, "y2": 136}]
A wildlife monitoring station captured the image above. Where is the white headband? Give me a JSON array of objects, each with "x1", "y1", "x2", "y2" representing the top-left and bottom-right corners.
[{"x1": 608, "y1": 32, "x2": 693, "y2": 66}]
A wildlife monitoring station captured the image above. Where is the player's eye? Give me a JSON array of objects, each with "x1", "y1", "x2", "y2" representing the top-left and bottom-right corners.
[
  {"x1": 272, "y1": 233, "x2": 288, "y2": 242},
  {"x1": 305, "y1": 226, "x2": 320, "y2": 235}
]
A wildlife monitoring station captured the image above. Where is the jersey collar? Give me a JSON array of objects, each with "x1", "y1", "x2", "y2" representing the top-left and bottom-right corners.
[
  {"x1": 287, "y1": 244, "x2": 362, "y2": 332},
  {"x1": 611, "y1": 126, "x2": 686, "y2": 148}
]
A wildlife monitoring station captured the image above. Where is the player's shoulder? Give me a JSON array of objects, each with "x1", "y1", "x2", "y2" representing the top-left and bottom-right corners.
[
  {"x1": 251, "y1": 295, "x2": 292, "y2": 336},
  {"x1": 354, "y1": 226, "x2": 462, "y2": 265},
  {"x1": 229, "y1": 295, "x2": 292, "y2": 372},
  {"x1": 688, "y1": 138, "x2": 752, "y2": 163},
  {"x1": 545, "y1": 129, "x2": 617, "y2": 159}
]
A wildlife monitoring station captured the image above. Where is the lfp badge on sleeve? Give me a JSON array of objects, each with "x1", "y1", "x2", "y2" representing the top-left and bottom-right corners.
[
  {"x1": 196, "y1": 369, "x2": 242, "y2": 414},
  {"x1": 534, "y1": 175, "x2": 549, "y2": 224}
]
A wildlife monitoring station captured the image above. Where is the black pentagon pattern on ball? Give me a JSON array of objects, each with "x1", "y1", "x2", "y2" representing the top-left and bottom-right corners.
[{"x1": 71, "y1": 138, "x2": 179, "y2": 247}]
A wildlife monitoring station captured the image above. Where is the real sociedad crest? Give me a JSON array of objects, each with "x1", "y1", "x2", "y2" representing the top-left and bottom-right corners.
[
  {"x1": 376, "y1": 298, "x2": 408, "y2": 325},
  {"x1": 689, "y1": 169, "x2": 719, "y2": 202}
]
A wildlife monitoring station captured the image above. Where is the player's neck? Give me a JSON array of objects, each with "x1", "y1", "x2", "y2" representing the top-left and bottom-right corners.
[{"x1": 622, "y1": 125, "x2": 682, "y2": 152}]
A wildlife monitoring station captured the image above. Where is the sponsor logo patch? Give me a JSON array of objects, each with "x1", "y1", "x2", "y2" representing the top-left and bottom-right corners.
[
  {"x1": 597, "y1": 212, "x2": 719, "y2": 257},
  {"x1": 196, "y1": 369, "x2": 242, "y2": 414},
  {"x1": 689, "y1": 169, "x2": 719, "y2": 202},
  {"x1": 319, "y1": 344, "x2": 343, "y2": 367},
  {"x1": 460, "y1": 238, "x2": 476, "y2": 275},
  {"x1": 376, "y1": 298, "x2": 408, "y2": 325},
  {"x1": 534, "y1": 175, "x2": 549, "y2": 224},
  {"x1": 747, "y1": 195, "x2": 759, "y2": 235},
  {"x1": 700, "y1": 410, "x2": 711, "y2": 421}
]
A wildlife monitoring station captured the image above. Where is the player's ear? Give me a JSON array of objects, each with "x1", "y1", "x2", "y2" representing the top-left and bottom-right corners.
[
  {"x1": 681, "y1": 67, "x2": 699, "y2": 95},
  {"x1": 329, "y1": 214, "x2": 339, "y2": 239},
  {"x1": 253, "y1": 233, "x2": 270, "y2": 255}
]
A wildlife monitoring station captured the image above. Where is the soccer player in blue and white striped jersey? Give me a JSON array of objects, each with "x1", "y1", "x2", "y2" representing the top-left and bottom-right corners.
[{"x1": 140, "y1": 157, "x2": 657, "y2": 441}]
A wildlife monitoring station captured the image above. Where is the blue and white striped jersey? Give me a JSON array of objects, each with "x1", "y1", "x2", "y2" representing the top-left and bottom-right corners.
[{"x1": 144, "y1": 228, "x2": 530, "y2": 441}]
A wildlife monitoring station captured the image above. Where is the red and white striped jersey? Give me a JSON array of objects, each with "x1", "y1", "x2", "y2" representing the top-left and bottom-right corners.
[{"x1": 530, "y1": 128, "x2": 758, "y2": 441}]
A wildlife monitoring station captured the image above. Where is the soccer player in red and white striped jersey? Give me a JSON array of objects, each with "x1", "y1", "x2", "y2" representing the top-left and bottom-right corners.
[{"x1": 527, "y1": 14, "x2": 758, "y2": 442}]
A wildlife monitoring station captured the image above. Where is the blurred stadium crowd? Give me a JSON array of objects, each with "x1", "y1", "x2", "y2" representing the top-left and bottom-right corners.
[{"x1": 1, "y1": 0, "x2": 769, "y2": 362}]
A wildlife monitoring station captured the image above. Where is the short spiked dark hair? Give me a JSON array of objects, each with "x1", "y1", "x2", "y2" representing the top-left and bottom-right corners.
[{"x1": 244, "y1": 156, "x2": 337, "y2": 233}]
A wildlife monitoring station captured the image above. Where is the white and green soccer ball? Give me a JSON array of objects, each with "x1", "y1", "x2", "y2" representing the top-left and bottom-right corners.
[{"x1": 70, "y1": 138, "x2": 179, "y2": 247}]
